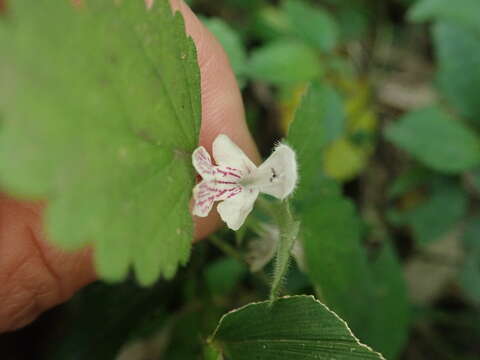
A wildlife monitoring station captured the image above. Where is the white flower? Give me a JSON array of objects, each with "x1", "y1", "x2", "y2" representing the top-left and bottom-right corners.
[{"x1": 192, "y1": 134, "x2": 298, "y2": 230}]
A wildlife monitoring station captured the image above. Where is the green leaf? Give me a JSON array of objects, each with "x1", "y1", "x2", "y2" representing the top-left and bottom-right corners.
[
  {"x1": 284, "y1": 0, "x2": 339, "y2": 52},
  {"x1": 287, "y1": 82, "x2": 344, "y2": 203},
  {"x1": 247, "y1": 41, "x2": 322, "y2": 85},
  {"x1": 302, "y1": 196, "x2": 372, "y2": 330},
  {"x1": 302, "y1": 198, "x2": 409, "y2": 358},
  {"x1": 337, "y1": 3, "x2": 370, "y2": 42},
  {"x1": 409, "y1": 0, "x2": 480, "y2": 33},
  {"x1": 433, "y1": 22, "x2": 480, "y2": 125},
  {"x1": 204, "y1": 18, "x2": 248, "y2": 88},
  {"x1": 384, "y1": 107, "x2": 480, "y2": 173},
  {"x1": 252, "y1": 6, "x2": 293, "y2": 42},
  {"x1": 403, "y1": 180, "x2": 467, "y2": 245},
  {"x1": 367, "y1": 244, "x2": 410, "y2": 359},
  {"x1": 209, "y1": 295, "x2": 385, "y2": 360},
  {"x1": 321, "y1": 87, "x2": 346, "y2": 144},
  {"x1": 288, "y1": 82, "x2": 345, "y2": 147},
  {"x1": 288, "y1": 82, "x2": 408, "y2": 358},
  {"x1": 0, "y1": 0, "x2": 200, "y2": 284}
]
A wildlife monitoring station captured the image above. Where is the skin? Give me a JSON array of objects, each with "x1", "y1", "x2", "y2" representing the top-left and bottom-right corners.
[{"x1": 0, "y1": 0, "x2": 258, "y2": 333}]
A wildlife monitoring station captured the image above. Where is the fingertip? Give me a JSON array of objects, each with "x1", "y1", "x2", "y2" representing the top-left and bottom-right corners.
[
  {"x1": 0, "y1": 195, "x2": 96, "y2": 332},
  {"x1": 194, "y1": 209, "x2": 221, "y2": 241}
]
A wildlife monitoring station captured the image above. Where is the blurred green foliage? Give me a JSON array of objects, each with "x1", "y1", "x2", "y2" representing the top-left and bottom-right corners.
[
  {"x1": 459, "y1": 218, "x2": 480, "y2": 305},
  {"x1": 385, "y1": 107, "x2": 480, "y2": 173},
  {"x1": 284, "y1": 0, "x2": 339, "y2": 52},
  {"x1": 248, "y1": 41, "x2": 322, "y2": 84},
  {"x1": 433, "y1": 23, "x2": 480, "y2": 125},
  {"x1": 404, "y1": 179, "x2": 467, "y2": 245}
]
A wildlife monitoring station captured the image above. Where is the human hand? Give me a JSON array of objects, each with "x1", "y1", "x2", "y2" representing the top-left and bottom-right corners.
[{"x1": 0, "y1": 0, "x2": 257, "y2": 332}]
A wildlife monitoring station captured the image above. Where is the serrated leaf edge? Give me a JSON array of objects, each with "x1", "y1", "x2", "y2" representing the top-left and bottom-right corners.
[{"x1": 208, "y1": 294, "x2": 386, "y2": 360}]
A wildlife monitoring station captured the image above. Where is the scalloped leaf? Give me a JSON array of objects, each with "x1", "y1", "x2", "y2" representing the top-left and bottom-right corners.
[{"x1": 0, "y1": 0, "x2": 200, "y2": 285}]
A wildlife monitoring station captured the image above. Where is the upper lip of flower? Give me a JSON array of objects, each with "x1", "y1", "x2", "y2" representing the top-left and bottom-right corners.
[{"x1": 192, "y1": 134, "x2": 298, "y2": 230}]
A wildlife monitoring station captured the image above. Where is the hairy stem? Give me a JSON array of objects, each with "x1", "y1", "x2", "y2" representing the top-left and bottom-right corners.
[{"x1": 260, "y1": 198, "x2": 300, "y2": 302}]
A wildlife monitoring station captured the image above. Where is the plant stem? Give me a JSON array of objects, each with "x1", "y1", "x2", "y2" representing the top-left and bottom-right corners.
[{"x1": 269, "y1": 199, "x2": 299, "y2": 303}]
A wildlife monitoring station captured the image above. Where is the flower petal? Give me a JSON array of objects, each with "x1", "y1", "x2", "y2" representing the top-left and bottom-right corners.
[
  {"x1": 214, "y1": 165, "x2": 243, "y2": 183},
  {"x1": 192, "y1": 146, "x2": 215, "y2": 180},
  {"x1": 193, "y1": 178, "x2": 243, "y2": 217},
  {"x1": 255, "y1": 144, "x2": 298, "y2": 199},
  {"x1": 213, "y1": 134, "x2": 256, "y2": 175},
  {"x1": 192, "y1": 180, "x2": 217, "y2": 217},
  {"x1": 217, "y1": 188, "x2": 259, "y2": 230}
]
